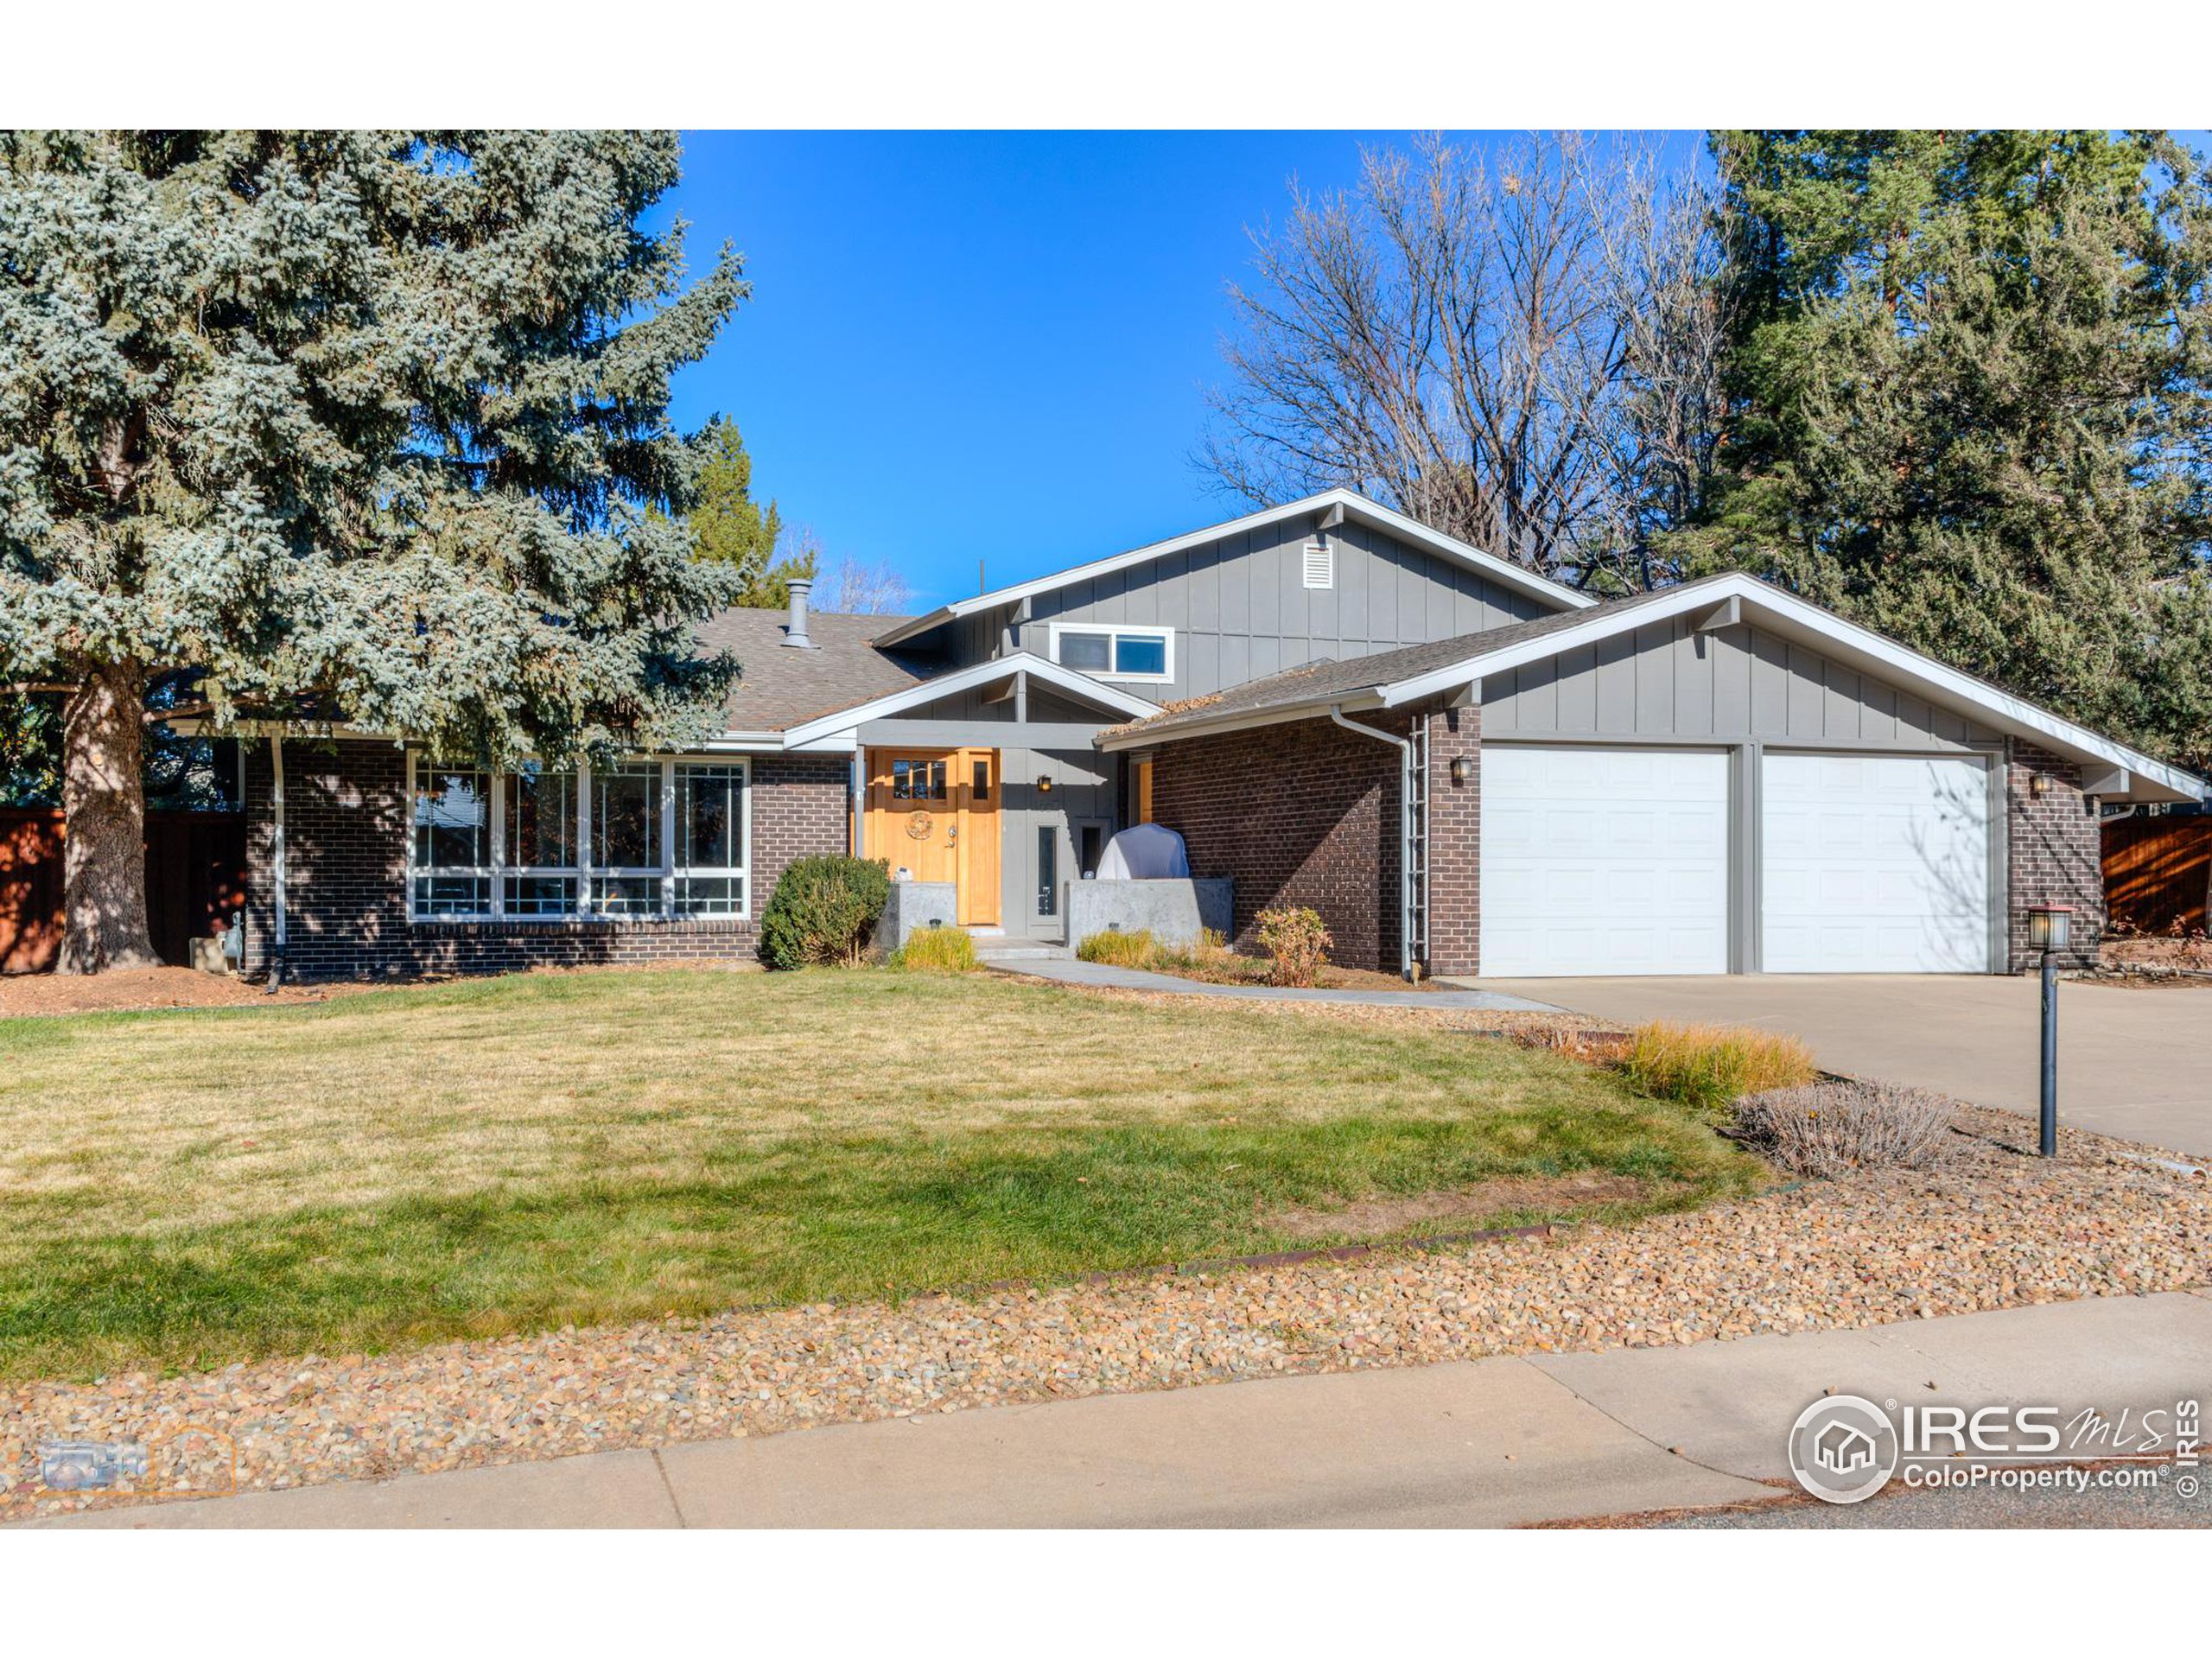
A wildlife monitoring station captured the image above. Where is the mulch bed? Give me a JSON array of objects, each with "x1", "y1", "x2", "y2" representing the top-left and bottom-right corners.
[{"x1": 7, "y1": 1101, "x2": 2204, "y2": 1523}]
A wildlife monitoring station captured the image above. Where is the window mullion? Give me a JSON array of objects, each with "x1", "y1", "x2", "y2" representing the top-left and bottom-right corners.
[
  {"x1": 660, "y1": 759, "x2": 677, "y2": 918},
  {"x1": 489, "y1": 772, "x2": 506, "y2": 921},
  {"x1": 578, "y1": 760, "x2": 594, "y2": 918}
]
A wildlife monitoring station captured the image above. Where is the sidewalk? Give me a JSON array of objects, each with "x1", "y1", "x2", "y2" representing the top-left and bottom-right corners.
[
  {"x1": 988, "y1": 956, "x2": 1560, "y2": 1013},
  {"x1": 29, "y1": 1289, "x2": 2210, "y2": 1529}
]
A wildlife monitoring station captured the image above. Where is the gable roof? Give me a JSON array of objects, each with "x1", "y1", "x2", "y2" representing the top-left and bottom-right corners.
[
  {"x1": 695, "y1": 607, "x2": 938, "y2": 736},
  {"x1": 1103, "y1": 572, "x2": 2209, "y2": 804},
  {"x1": 778, "y1": 651, "x2": 1160, "y2": 747},
  {"x1": 868, "y1": 487, "x2": 1597, "y2": 650}
]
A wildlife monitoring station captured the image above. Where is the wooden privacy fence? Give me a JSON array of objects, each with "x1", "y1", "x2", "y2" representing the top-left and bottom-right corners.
[
  {"x1": 2102, "y1": 813, "x2": 2212, "y2": 937},
  {"x1": 0, "y1": 807, "x2": 247, "y2": 973}
]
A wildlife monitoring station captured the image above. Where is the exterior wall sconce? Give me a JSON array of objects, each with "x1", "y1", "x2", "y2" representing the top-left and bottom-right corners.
[
  {"x1": 1037, "y1": 774, "x2": 1053, "y2": 793},
  {"x1": 2031, "y1": 771, "x2": 2050, "y2": 797},
  {"x1": 2026, "y1": 904, "x2": 2074, "y2": 1158},
  {"x1": 1450, "y1": 755, "x2": 1473, "y2": 787}
]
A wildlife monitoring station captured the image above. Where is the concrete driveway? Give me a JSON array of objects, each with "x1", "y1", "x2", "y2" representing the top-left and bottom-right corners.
[{"x1": 1471, "y1": 974, "x2": 2212, "y2": 1158}]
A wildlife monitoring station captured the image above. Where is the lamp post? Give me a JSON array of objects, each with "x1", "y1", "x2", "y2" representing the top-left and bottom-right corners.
[{"x1": 2026, "y1": 905, "x2": 2074, "y2": 1158}]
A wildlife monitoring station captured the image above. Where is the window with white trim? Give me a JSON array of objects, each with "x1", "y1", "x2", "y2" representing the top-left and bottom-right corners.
[
  {"x1": 1048, "y1": 623, "x2": 1173, "y2": 683},
  {"x1": 406, "y1": 754, "x2": 750, "y2": 922},
  {"x1": 590, "y1": 761, "x2": 664, "y2": 915},
  {"x1": 504, "y1": 762, "x2": 580, "y2": 917},
  {"x1": 673, "y1": 762, "x2": 749, "y2": 917},
  {"x1": 411, "y1": 766, "x2": 493, "y2": 917}
]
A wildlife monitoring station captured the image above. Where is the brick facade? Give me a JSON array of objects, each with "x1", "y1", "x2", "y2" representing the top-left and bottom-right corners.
[
  {"x1": 1147, "y1": 712, "x2": 1414, "y2": 974},
  {"x1": 1424, "y1": 706, "x2": 1481, "y2": 976},
  {"x1": 2004, "y1": 739, "x2": 2104, "y2": 971},
  {"x1": 240, "y1": 740, "x2": 849, "y2": 979}
]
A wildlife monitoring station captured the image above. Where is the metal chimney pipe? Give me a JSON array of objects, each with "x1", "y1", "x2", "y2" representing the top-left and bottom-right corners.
[{"x1": 783, "y1": 576, "x2": 817, "y2": 648}]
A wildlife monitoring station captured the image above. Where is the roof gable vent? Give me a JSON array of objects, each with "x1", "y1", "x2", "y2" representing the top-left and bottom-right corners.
[{"x1": 1303, "y1": 537, "x2": 1334, "y2": 590}]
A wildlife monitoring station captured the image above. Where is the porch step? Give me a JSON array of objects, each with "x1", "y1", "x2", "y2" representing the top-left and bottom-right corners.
[{"x1": 972, "y1": 942, "x2": 1072, "y2": 963}]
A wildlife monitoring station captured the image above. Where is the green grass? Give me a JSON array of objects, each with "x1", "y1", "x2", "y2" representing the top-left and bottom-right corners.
[{"x1": 0, "y1": 968, "x2": 1763, "y2": 1380}]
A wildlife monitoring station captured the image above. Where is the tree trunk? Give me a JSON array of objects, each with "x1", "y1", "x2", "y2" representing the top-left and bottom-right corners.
[{"x1": 57, "y1": 660, "x2": 161, "y2": 974}]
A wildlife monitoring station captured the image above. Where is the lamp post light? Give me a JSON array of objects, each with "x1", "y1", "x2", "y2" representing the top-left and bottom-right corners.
[{"x1": 2025, "y1": 905, "x2": 2074, "y2": 1158}]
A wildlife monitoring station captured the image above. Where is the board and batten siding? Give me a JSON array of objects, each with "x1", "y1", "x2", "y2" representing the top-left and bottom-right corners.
[
  {"x1": 1007, "y1": 518, "x2": 1554, "y2": 703},
  {"x1": 1479, "y1": 617, "x2": 2004, "y2": 749}
]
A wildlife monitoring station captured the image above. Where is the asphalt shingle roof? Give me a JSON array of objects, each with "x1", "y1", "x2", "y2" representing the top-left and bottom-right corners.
[{"x1": 692, "y1": 608, "x2": 938, "y2": 733}]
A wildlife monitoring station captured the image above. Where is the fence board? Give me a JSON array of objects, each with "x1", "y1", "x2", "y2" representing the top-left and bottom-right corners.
[
  {"x1": 2102, "y1": 814, "x2": 2212, "y2": 936},
  {"x1": 0, "y1": 808, "x2": 245, "y2": 974}
]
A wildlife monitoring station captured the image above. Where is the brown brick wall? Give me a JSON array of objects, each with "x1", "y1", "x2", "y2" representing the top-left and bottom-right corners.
[
  {"x1": 2005, "y1": 740, "x2": 2104, "y2": 971},
  {"x1": 240, "y1": 740, "x2": 850, "y2": 979},
  {"x1": 1424, "y1": 706, "x2": 1481, "y2": 976},
  {"x1": 1147, "y1": 712, "x2": 1411, "y2": 973}
]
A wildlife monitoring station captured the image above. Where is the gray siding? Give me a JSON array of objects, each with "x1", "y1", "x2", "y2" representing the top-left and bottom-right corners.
[
  {"x1": 1481, "y1": 618, "x2": 2003, "y2": 749},
  {"x1": 997, "y1": 518, "x2": 1553, "y2": 702},
  {"x1": 998, "y1": 744, "x2": 1116, "y2": 939}
]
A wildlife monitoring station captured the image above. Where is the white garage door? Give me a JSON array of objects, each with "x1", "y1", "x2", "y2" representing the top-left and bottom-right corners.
[
  {"x1": 1481, "y1": 747, "x2": 1731, "y2": 976},
  {"x1": 1761, "y1": 753, "x2": 1993, "y2": 973}
]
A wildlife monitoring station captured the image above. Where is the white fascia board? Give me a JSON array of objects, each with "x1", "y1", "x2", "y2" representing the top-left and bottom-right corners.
[
  {"x1": 1096, "y1": 690, "x2": 1388, "y2": 752},
  {"x1": 1377, "y1": 573, "x2": 2209, "y2": 802},
  {"x1": 777, "y1": 652, "x2": 1159, "y2": 747},
  {"x1": 870, "y1": 488, "x2": 1592, "y2": 649}
]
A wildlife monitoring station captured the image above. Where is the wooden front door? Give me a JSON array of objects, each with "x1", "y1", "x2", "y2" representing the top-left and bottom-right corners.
[{"x1": 865, "y1": 748, "x2": 1001, "y2": 926}]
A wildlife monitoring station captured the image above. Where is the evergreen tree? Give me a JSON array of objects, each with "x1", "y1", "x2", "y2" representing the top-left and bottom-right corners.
[
  {"x1": 1674, "y1": 130, "x2": 2212, "y2": 770},
  {"x1": 0, "y1": 131, "x2": 747, "y2": 970},
  {"x1": 686, "y1": 413, "x2": 811, "y2": 606}
]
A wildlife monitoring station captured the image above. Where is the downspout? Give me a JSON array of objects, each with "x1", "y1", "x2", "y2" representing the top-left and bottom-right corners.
[
  {"x1": 1329, "y1": 705, "x2": 1416, "y2": 982},
  {"x1": 267, "y1": 733, "x2": 288, "y2": 991}
]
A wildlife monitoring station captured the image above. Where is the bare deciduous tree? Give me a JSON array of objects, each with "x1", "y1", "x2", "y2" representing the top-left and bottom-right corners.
[
  {"x1": 1203, "y1": 131, "x2": 1724, "y2": 591},
  {"x1": 781, "y1": 524, "x2": 914, "y2": 615}
]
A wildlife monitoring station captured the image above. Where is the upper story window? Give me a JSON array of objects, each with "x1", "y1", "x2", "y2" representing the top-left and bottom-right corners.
[
  {"x1": 1048, "y1": 623, "x2": 1174, "y2": 683},
  {"x1": 408, "y1": 754, "x2": 749, "y2": 924}
]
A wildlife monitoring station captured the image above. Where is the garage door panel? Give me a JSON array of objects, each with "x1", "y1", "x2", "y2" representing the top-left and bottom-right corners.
[
  {"x1": 1481, "y1": 746, "x2": 1730, "y2": 976},
  {"x1": 1761, "y1": 752, "x2": 1992, "y2": 974}
]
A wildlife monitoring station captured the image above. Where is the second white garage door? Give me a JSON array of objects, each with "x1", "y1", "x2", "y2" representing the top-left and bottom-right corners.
[
  {"x1": 1481, "y1": 746, "x2": 1731, "y2": 976},
  {"x1": 1760, "y1": 752, "x2": 1993, "y2": 973}
]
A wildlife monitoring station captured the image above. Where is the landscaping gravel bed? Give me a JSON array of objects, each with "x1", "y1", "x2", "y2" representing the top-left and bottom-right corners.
[{"x1": 5, "y1": 1103, "x2": 2205, "y2": 1522}]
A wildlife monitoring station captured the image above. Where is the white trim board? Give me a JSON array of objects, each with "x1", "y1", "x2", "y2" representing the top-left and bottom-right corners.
[
  {"x1": 1107, "y1": 572, "x2": 2206, "y2": 804},
  {"x1": 868, "y1": 487, "x2": 1595, "y2": 649},
  {"x1": 778, "y1": 651, "x2": 1160, "y2": 747}
]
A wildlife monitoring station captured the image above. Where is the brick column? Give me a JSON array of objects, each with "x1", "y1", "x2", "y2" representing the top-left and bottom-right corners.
[
  {"x1": 1423, "y1": 705, "x2": 1481, "y2": 976},
  {"x1": 2005, "y1": 740, "x2": 2103, "y2": 971}
]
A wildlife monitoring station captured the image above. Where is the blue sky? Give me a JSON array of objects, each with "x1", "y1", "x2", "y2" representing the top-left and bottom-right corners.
[{"x1": 660, "y1": 132, "x2": 1703, "y2": 611}]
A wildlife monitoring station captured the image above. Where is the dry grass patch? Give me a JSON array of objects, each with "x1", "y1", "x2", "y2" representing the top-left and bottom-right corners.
[
  {"x1": 0, "y1": 967, "x2": 1762, "y2": 1380},
  {"x1": 1619, "y1": 1020, "x2": 1819, "y2": 1118}
]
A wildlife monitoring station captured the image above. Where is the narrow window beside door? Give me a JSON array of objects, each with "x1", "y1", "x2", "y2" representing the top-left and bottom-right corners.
[{"x1": 1036, "y1": 825, "x2": 1058, "y2": 916}]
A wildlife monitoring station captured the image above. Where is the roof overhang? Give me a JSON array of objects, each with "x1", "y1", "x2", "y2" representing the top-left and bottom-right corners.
[
  {"x1": 778, "y1": 651, "x2": 1160, "y2": 748},
  {"x1": 870, "y1": 487, "x2": 1594, "y2": 650},
  {"x1": 1107, "y1": 573, "x2": 2209, "y2": 804}
]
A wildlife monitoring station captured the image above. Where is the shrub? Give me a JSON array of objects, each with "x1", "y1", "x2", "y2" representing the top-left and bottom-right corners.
[
  {"x1": 1734, "y1": 1081, "x2": 1957, "y2": 1178},
  {"x1": 1255, "y1": 906, "x2": 1332, "y2": 988},
  {"x1": 888, "y1": 926, "x2": 980, "y2": 974},
  {"x1": 758, "y1": 855, "x2": 892, "y2": 969},
  {"x1": 1619, "y1": 1021, "x2": 1818, "y2": 1117},
  {"x1": 1076, "y1": 928, "x2": 1158, "y2": 968}
]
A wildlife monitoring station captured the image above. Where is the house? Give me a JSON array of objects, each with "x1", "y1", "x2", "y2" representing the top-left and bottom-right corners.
[{"x1": 235, "y1": 488, "x2": 2208, "y2": 981}]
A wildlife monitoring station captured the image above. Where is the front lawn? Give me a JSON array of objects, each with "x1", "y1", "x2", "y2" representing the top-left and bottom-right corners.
[{"x1": 0, "y1": 968, "x2": 1762, "y2": 1381}]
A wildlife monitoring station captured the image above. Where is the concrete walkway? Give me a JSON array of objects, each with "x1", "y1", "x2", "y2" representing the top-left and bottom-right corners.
[
  {"x1": 1463, "y1": 974, "x2": 2212, "y2": 1158},
  {"x1": 30, "y1": 1290, "x2": 2209, "y2": 1529},
  {"x1": 990, "y1": 956, "x2": 1560, "y2": 1013}
]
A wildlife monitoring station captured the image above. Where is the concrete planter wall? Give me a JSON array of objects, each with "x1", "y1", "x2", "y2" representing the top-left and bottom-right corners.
[
  {"x1": 878, "y1": 880, "x2": 958, "y2": 953},
  {"x1": 1065, "y1": 877, "x2": 1233, "y2": 950}
]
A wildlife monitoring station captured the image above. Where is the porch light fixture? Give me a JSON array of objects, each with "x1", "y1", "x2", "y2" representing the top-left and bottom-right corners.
[
  {"x1": 2026, "y1": 904, "x2": 2074, "y2": 1158},
  {"x1": 2031, "y1": 771, "x2": 2050, "y2": 797},
  {"x1": 1037, "y1": 774, "x2": 1053, "y2": 793},
  {"x1": 1450, "y1": 755, "x2": 1473, "y2": 787}
]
